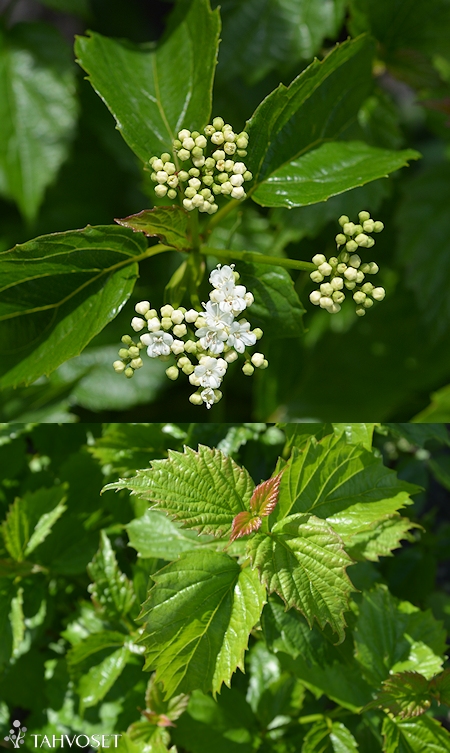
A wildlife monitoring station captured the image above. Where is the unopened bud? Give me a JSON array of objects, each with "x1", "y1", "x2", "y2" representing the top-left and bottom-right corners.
[
  {"x1": 225, "y1": 350, "x2": 238, "y2": 363},
  {"x1": 362, "y1": 219, "x2": 374, "y2": 233},
  {"x1": 173, "y1": 323, "x2": 187, "y2": 337},
  {"x1": 312, "y1": 253, "x2": 326, "y2": 266},
  {"x1": 135, "y1": 300, "x2": 150, "y2": 316},
  {"x1": 166, "y1": 366, "x2": 179, "y2": 380},
  {"x1": 355, "y1": 233, "x2": 369, "y2": 247},
  {"x1": 332, "y1": 291, "x2": 345, "y2": 304},
  {"x1": 358, "y1": 211, "x2": 370, "y2": 222},
  {"x1": 355, "y1": 307, "x2": 366, "y2": 317},
  {"x1": 161, "y1": 317, "x2": 173, "y2": 330},
  {"x1": 130, "y1": 357, "x2": 143, "y2": 369},
  {"x1": 251, "y1": 352, "x2": 265, "y2": 367},
  {"x1": 310, "y1": 290, "x2": 322, "y2": 305},
  {"x1": 171, "y1": 309, "x2": 184, "y2": 324},
  {"x1": 253, "y1": 328, "x2": 263, "y2": 340},
  {"x1": 121, "y1": 335, "x2": 133, "y2": 345},
  {"x1": 320, "y1": 283, "x2": 333, "y2": 296},
  {"x1": 318, "y1": 262, "x2": 332, "y2": 276},
  {"x1": 124, "y1": 367, "x2": 134, "y2": 378},
  {"x1": 346, "y1": 240, "x2": 358, "y2": 253},
  {"x1": 118, "y1": 348, "x2": 129, "y2": 359},
  {"x1": 242, "y1": 362, "x2": 254, "y2": 376},
  {"x1": 349, "y1": 254, "x2": 361, "y2": 268},
  {"x1": 343, "y1": 222, "x2": 356, "y2": 236},
  {"x1": 131, "y1": 317, "x2": 146, "y2": 332},
  {"x1": 331, "y1": 277, "x2": 344, "y2": 290},
  {"x1": 128, "y1": 346, "x2": 140, "y2": 358},
  {"x1": 338, "y1": 215, "x2": 349, "y2": 227},
  {"x1": 145, "y1": 308, "x2": 158, "y2": 320},
  {"x1": 373, "y1": 221, "x2": 384, "y2": 232},
  {"x1": 171, "y1": 340, "x2": 185, "y2": 355},
  {"x1": 189, "y1": 392, "x2": 203, "y2": 405},
  {"x1": 372, "y1": 287, "x2": 385, "y2": 301},
  {"x1": 319, "y1": 296, "x2": 333, "y2": 308},
  {"x1": 113, "y1": 360, "x2": 125, "y2": 373},
  {"x1": 353, "y1": 291, "x2": 366, "y2": 304},
  {"x1": 147, "y1": 317, "x2": 161, "y2": 332},
  {"x1": 310, "y1": 271, "x2": 324, "y2": 283},
  {"x1": 335, "y1": 233, "x2": 346, "y2": 245},
  {"x1": 344, "y1": 267, "x2": 357, "y2": 281}
]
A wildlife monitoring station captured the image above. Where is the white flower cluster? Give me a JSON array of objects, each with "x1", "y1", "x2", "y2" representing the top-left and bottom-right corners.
[
  {"x1": 309, "y1": 211, "x2": 386, "y2": 317},
  {"x1": 148, "y1": 117, "x2": 252, "y2": 215},
  {"x1": 113, "y1": 265, "x2": 267, "y2": 409}
]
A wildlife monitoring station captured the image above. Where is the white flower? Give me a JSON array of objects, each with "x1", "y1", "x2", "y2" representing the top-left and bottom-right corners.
[
  {"x1": 213, "y1": 280, "x2": 247, "y2": 315},
  {"x1": 194, "y1": 356, "x2": 227, "y2": 388},
  {"x1": 202, "y1": 301, "x2": 234, "y2": 330},
  {"x1": 200, "y1": 387, "x2": 216, "y2": 409},
  {"x1": 226, "y1": 319, "x2": 256, "y2": 353},
  {"x1": 195, "y1": 325, "x2": 228, "y2": 354},
  {"x1": 209, "y1": 264, "x2": 235, "y2": 289},
  {"x1": 142, "y1": 331, "x2": 173, "y2": 357}
]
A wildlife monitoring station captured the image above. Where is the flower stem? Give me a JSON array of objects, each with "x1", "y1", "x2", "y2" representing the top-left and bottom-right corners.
[{"x1": 199, "y1": 246, "x2": 316, "y2": 272}]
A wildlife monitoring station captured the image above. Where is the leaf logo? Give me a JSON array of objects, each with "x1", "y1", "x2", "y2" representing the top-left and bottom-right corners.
[
  {"x1": 230, "y1": 471, "x2": 283, "y2": 542},
  {"x1": 4, "y1": 721, "x2": 27, "y2": 748}
]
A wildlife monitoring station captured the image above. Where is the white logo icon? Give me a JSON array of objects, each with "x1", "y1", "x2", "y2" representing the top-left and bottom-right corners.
[{"x1": 4, "y1": 720, "x2": 27, "y2": 748}]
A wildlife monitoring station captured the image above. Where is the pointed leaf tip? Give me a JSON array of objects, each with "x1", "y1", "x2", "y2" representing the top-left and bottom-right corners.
[
  {"x1": 230, "y1": 511, "x2": 262, "y2": 542},
  {"x1": 250, "y1": 471, "x2": 284, "y2": 517}
]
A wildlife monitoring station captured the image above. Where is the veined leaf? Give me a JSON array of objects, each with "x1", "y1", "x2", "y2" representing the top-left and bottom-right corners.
[
  {"x1": 382, "y1": 714, "x2": 450, "y2": 753},
  {"x1": 230, "y1": 511, "x2": 262, "y2": 542},
  {"x1": 333, "y1": 422, "x2": 377, "y2": 449},
  {"x1": 25, "y1": 499, "x2": 67, "y2": 556},
  {"x1": 126, "y1": 510, "x2": 215, "y2": 560},
  {"x1": 303, "y1": 719, "x2": 358, "y2": 753},
  {"x1": 138, "y1": 550, "x2": 266, "y2": 698},
  {"x1": 1, "y1": 486, "x2": 67, "y2": 562},
  {"x1": 87, "y1": 531, "x2": 135, "y2": 620},
  {"x1": 246, "y1": 35, "x2": 374, "y2": 185},
  {"x1": 344, "y1": 515, "x2": 419, "y2": 562},
  {"x1": 116, "y1": 207, "x2": 190, "y2": 252},
  {"x1": 250, "y1": 472, "x2": 283, "y2": 517},
  {"x1": 105, "y1": 445, "x2": 254, "y2": 537},
  {"x1": 275, "y1": 432, "x2": 419, "y2": 528},
  {"x1": 252, "y1": 141, "x2": 420, "y2": 208},
  {"x1": 9, "y1": 586, "x2": 24, "y2": 656},
  {"x1": 365, "y1": 671, "x2": 432, "y2": 719},
  {"x1": 0, "y1": 225, "x2": 146, "y2": 388},
  {"x1": 78, "y1": 645, "x2": 129, "y2": 710},
  {"x1": 75, "y1": 0, "x2": 220, "y2": 162},
  {"x1": 0, "y1": 23, "x2": 78, "y2": 221},
  {"x1": 247, "y1": 514, "x2": 355, "y2": 641},
  {"x1": 67, "y1": 630, "x2": 127, "y2": 667},
  {"x1": 1, "y1": 500, "x2": 29, "y2": 562},
  {"x1": 431, "y1": 668, "x2": 450, "y2": 706},
  {"x1": 354, "y1": 584, "x2": 447, "y2": 686}
]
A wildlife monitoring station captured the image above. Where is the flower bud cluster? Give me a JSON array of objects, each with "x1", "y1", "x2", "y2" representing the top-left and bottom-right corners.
[
  {"x1": 309, "y1": 210, "x2": 386, "y2": 316},
  {"x1": 113, "y1": 265, "x2": 266, "y2": 409},
  {"x1": 148, "y1": 118, "x2": 252, "y2": 215}
]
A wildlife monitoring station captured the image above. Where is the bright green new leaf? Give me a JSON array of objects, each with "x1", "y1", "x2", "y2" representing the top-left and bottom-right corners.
[
  {"x1": 88, "y1": 422, "x2": 176, "y2": 475},
  {"x1": 0, "y1": 225, "x2": 146, "y2": 388},
  {"x1": 303, "y1": 719, "x2": 359, "y2": 753},
  {"x1": 275, "y1": 432, "x2": 419, "y2": 527},
  {"x1": 1, "y1": 500, "x2": 29, "y2": 562},
  {"x1": 75, "y1": 0, "x2": 220, "y2": 162},
  {"x1": 139, "y1": 550, "x2": 266, "y2": 698},
  {"x1": 237, "y1": 261, "x2": 305, "y2": 339},
  {"x1": 0, "y1": 23, "x2": 78, "y2": 221},
  {"x1": 126, "y1": 510, "x2": 214, "y2": 560},
  {"x1": 9, "y1": 586, "x2": 25, "y2": 656},
  {"x1": 382, "y1": 714, "x2": 450, "y2": 753},
  {"x1": 413, "y1": 384, "x2": 450, "y2": 422},
  {"x1": 278, "y1": 423, "x2": 333, "y2": 450},
  {"x1": 246, "y1": 35, "x2": 374, "y2": 185},
  {"x1": 354, "y1": 584, "x2": 447, "y2": 686},
  {"x1": 248, "y1": 514, "x2": 355, "y2": 641},
  {"x1": 25, "y1": 499, "x2": 67, "y2": 557},
  {"x1": 87, "y1": 531, "x2": 135, "y2": 620},
  {"x1": 252, "y1": 142, "x2": 420, "y2": 208},
  {"x1": 78, "y1": 645, "x2": 129, "y2": 710},
  {"x1": 105, "y1": 445, "x2": 254, "y2": 537},
  {"x1": 1, "y1": 486, "x2": 67, "y2": 561},
  {"x1": 344, "y1": 515, "x2": 418, "y2": 561},
  {"x1": 333, "y1": 422, "x2": 377, "y2": 449},
  {"x1": 116, "y1": 207, "x2": 190, "y2": 252},
  {"x1": 67, "y1": 630, "x2": 127, "y2": 666}
]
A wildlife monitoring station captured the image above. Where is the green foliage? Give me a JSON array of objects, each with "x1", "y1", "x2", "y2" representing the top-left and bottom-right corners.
[{"x1": 0, "y1": 421, "x2": 450, "y2": 750}]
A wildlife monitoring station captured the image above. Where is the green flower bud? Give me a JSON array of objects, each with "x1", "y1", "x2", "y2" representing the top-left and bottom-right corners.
[
  {"x1": 312, "y1": 253, "x2": 326, "y2": 266},
  {"x1": 361, "y1": 282, "x2": 374, "y2": 294},
  {"x1": 355, "y1": 271, "x2": 365, "y2": 284},
  {"x1": 145, "y1": 308, "x2": 158, "y2": 320},
  {"x1": 260, "y1": 359, "x2": 269, "y2": 369},
  {"x1": 343, "y1": 222, "x2": 356, "y2": 236},
  {"x1": 340, "y1": 251, "x2": 350, "y2": 263},
  {"x1": 189, "y1": 167, "x2": 200, "y2": 177},
  {"x1": 338, "y1": 215, "x2": 349, "y2": 227},
  {"x1": 184, "y1": 340, "x2": 197, "y2": 354},
  {"x1": 166, "y1": 366, "x2": 179, "y2": 380},
  {"x1": 189, "y1": 392, "x2": 203, "y2": 405},
  {"x1": 346, "y1": 240, "x2": 358, "y2": 253},
  {"x1": 331, "y1": 276, "x2": 344, "y2": 290},
  {"x1": 344, "y1": 267, "x2": 357, "y2": 281},
  {"x1": 253, "y1": 327, "x2": 263, "y2": 340},
  {"x1": 212, "y1": 183, "x2": 222, "y2": 195},
  {"x1": 178, "y1": 170, "x2": 189, "y2": 182},
  {"x1": 182, "y1": 362, "x2": 195, "y2": 375},
  {"x1": 366, "y1": 236, "x2": 375, "y2": 248},
  {"x1": 128, "y1": 346, "x2": 140, "y2": 358},
  {"x1": 310, "y1": 270, "x2": 324, "y2": 283},
  {"x1": 113, "y1": 360, "x2": 125, "y2": 373},
  {"x1": 353, "y1": 224, "x2": 363, "y2": 235},
  {"x1": 213, "y1": 389, "x2": 223, "y2": 402},
  {"x1": 184, "y1": 186, "x2": 197, "y2": 199},
  {"x1": 161, "y1": 317, "x2": 173, "y2": 330},
  {"x1": 345, "y1": 281, "x2": 356, "y2": 290},
  {"x1": 355, "y1": 233, "x2": 369, "y2": 247},
  {"x1": 309, "y1": 290, "x2": 321, "y2": 305},
  {"x1": 177, "y1": 149, "x2": 190, "y2": 161},
  {"x1": 130, "y1": 357, "x2": 143, "y2": 369},
  {"x1": 337, "y1": 263, "x2": 347, "y2": 274},
  {"x1": 204, "y1": 124, "x2": 215, "y2": 136},
  {"x1": 202, "y1": 175, "x2": 214, "y2": 186},
  {"x1": 237, "y1": 149, "x2": 247, "y2": 157},
  {"x1": 362, "y1": 219, "x2": 374, "y2": 233},
  {"x1": 372, "y1": 287, "x2": 385, "y2": 301},
  {"x1": 358, "y1": 210, "x2": 370, "y2": 223},
  {"x1": 332, "y1": 290, "x2": 345, "y2": 304},
  {"x1": 121, "y1": 334, "x2": 133, "y2": 345},
  {"x1": 212, "y1": 116, "x2": 225, "y2": 129},
  {"x1": 373, "y1": 221, "x2": 384, "y2": 232},
  {"x1": 355, "y1": 307, "x2": 366, "y2": 317},
  {"x1": 118, "y1": 348, "x2": 129, "y2": 359},
  {"x1": 243, "y1": 170, "x2": 253, "y2": 181},
  {"x1": 167, "y1": 189, "x2": 177, "y2": 199},
  {"x1": 368, "y1": 262, "x2": 379, "y2": 274},
  {"x1": 173, "y1": 323, "x2": 187, "y2": 337},
  {"x1": 349, "y1": 254, "x2": 361, "y2": 268},
  {"x1": 363, "y1": 297, "x2": 374, "y2": 308},
  {"x1": 242, "y1": 362, "x2": 254, "y2": 376},
  {"x1": 125, "y1": 367, "x2": 134, "y2": 378},
  {"x1": 154, "y1": 184, "x2": 168, "y2": 198},
  {"x1": 359, "y1": 263, "x2": 371, "y2": 274},
  {"x1": 353, "y1": 291, "x2": 366, "y2": 304},
  {"x1": 191, "y1": 146, "x2": 203, "y2": 158},
  {"x1": 320, "y1": 282, "x2": 334, "y2": 296},
  {"x1": 335, "y1": 233, "x2": 346, "y2": 245},
  {"x1": 318, "y1": 262, "x2": 332, "y2": 276}
]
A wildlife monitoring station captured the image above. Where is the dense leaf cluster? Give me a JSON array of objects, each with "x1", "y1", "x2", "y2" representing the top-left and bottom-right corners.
[{"x1": 0, "y1": 422, "x2": 449, "y2": 752}]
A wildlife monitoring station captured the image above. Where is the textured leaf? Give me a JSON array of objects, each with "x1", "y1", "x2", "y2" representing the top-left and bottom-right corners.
[
  {"x1": 78, "y1": 645, "x2": 129, "y2": 710},
  {"x1": 0, "y1": 225, "x2": 146, "y2": 388},
  {"x1": 333, "y1": 422, "x2": 377, "y2": 449},
  {"x1": 144, "y1": 673, "x2": 190, "y2": 722},
  {"x1": 354, "y1": 584, "x2": 447, "y2": 686},
  {"x1": 247, "y1": 514, "x2": 355, "y2": 641},
  {"x1": 237, "y1": 260, "x2": 305, "y2": 339},
  {"x1": 303, "y1": 719, "x2": 359, "y2": 753},
  {"x1": 382, "y1": 714, "x2": 450, "y2": 753},
  {"x1": 252, "y1": 141, "x2": 420, "y2": 208},
  {"x1": 105, "y1": 445, "x2": 254, "y2": 537},
  {"x1": 116, "y1": 207, "x2": 190, "y2": 251},
  {"x1": 24, "y1": 499, "x2": 67, "y2": 556},
  {"x1": 67, "y1": 630, "x2": 127, "y2": 666},
  {"x1": 230, "y1": 511, "x2": 262, "y2": 542},
  {"x1": 88, "y1": 423, "x2": 176, "y2": 474},
  {"x1": 1, "y1": 486, "x2": 67, "y2": 561},
  {"x1": 276, "y1": 432, "x2": 419, "y2": 527},
  {"x1": 138, "y1": 550, "x2": 266, "y2": 697},
  {"x1": 9, "y1": 586, "x2": 25, "y2": 656},
  {"x1": 126, "y1": 510, "x2": 214, "y2": 560},
  {"x1": 0, "y1": 23, "x2": 78, "y2": 221},
  {"x1": 216, "y1": 0, "x2": 346, "y2": 84},
  {"x1": 1, "y1": 500, "x2": 29, "y2": 562},
  {"x1": 278, "y1": 423, "x2": 334, "y2": 450},
  {"x1": 366, "y1": 671, "x2": 432, "y2": 719},
  {"x1": 344, "y1": 515, "x2": 418, "y2": 562},
  {"x1": 75, "y1": 1, "x2": 220, "y2": 162},
  {"x1": 385, "y1": 423, "x2": 450, "y2": 447},
  {"x1": 250, "y1": 471, "x2": 283, "y2": 516},
  {"x1": 413, "y1": 384, "x2": 450, "y2": 422},
  {"x1": 87, "y1": 531, "x2": 135, "y2": 620},
  {"x1": 431, "y1": 668, "x2": 450, "y2": 706},
  {"x1": 246, "y1": 35, "x2": 375, "y2": 185}
]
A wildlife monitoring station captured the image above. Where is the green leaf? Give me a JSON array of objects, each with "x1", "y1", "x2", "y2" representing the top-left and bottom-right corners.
[
  {"x1": 9, "y1": 586, "x2": 25, "y2": 656},
  {"x1": 237, "y1": 260, "x2": 305, "y2": 339},
  {"x1": 67, "y1": 630, "x2": 127, "y2": 666},
  {"x1": 276, "y1": 432, "x2": 418, "y2": 527},
  {"x1": 87, "y1": 531, "x2": 135, "y2": 620},
  {"x1": 216, "y1": 0, "x2": 346, "y2": 84},
  {"x1": 138, "y1": 550, "x2": 266, "y2": 697},
  {"x1": 246, "y1": 642, "x2": 304, "y2": 726},
  {"x1": 0, "y1": 23, "x2": 78, "y2": 221},
  {"x1": 247, "y1": 514, "x2": 355, "y2": 641},
  {"x1": 24, "y1": 498, "x2": 67, "y2": 557},
  {"x1": 384, "y1": 423, "x2": 450, "y2": 447},
  {"x1": 126, "y1": 510, "x2": 214, "y2": 560},
  {"x1": 303, "y1": 719, "x2": 359, "y2": 753},
  {"x1": 431, "y1": 668, "x2": 450, "y2": 706},
  {"x1": 382, "y1": 714, "x2": 450, "y2": 753},
  {"x1": 39, "y1": 0, "x2": 91, "y2": 17},
  {"x1": 344, "y1": 516, "x2": 418, "y2": 562},
  {"x1": 1, "y1": 486, "x2": 67, "y2": 561},
  {"x1": 278, "y1": 423, "x2": 334, "y2": 450},
  {"x1": 354, "y1": 584, "x2": 447, "y2": 686},
  {"x1": 246, "y1": 35, "x2": 375, "y2": 185},
  {"x1": 78, "y1": 645, "x2": 129, "y2": 710},
  {"x1": 116, "y1": 207, "x2": 190, "y2": 252},
  {"x1": 413, "y1": 384, "x2": 450, "y2": 422},
  {"x1": 0, "y1": 225, "x2": 146, "y2": 388},
  {"x1": 1, "y1": 500, "x2": 29, "y2": 562},
  {"x1": 0, "y1": 580, "x2": 13, "y2": 670},
  {"x1": 105, "y1": 445, "x2": 254, "y2": 537},
  {"x1": 252, "y1": 142, "x2": 420, "y2": 208},
  {"x1": 366, "y1": 671, "x2": 432, "y2": 719},
  {"x1": 144, "y1": 673, "x2": 190, "y2": 722},
  {"x1": 333, "y1": 422, "x2": 377, "y2": 449},
  {"x1": 74, "y1": 0, "x2": 221, "y2": 162},
  {"x1": 89, "y1": 423, "x2": 177, "y2": 474}
]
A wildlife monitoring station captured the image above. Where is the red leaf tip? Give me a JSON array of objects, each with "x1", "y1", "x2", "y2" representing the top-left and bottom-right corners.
[
  {"x1": 230, "y1": 511, "x2": 262, "y2": 542},
  {"x1": 249, "y1": 470, "x2": 284, "y2": 517}
]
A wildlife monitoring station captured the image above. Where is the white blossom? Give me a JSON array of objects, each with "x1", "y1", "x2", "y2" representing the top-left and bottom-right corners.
[
  {"x1": 141, "y1": 331, "x2": 174, "y2": 357},
  {"x1": 195, "y1": 325, "x2": 228, "y2": 354},
  {"x1": 200, "y1": 387, "x2": 216, "y2": 409},
  {"x1": 202, "y1": 300, "x2": 234, "y2": 330},
  {"x1": 209, "y1": 264, "x2": 235, "y2": 289},
  {"x1": 226, "y1": 319, "x2": 256, "y2": 353},
  {"x1": 194, "y1": 356, "x2": 227, "y2": 388},
  {"x1": 211, "y1": 280, "x2": 247, "y2": 315}
]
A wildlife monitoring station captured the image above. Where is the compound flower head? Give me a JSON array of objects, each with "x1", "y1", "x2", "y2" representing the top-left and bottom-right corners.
[
  {"x1": 226, "y1": 319, "x2": 257, "y2": 354},
  {"x1": 195, "y1": 324, "x2": 228, "y2": 354},
  {"x1": 194, "y1": 356, "x2": 227, "y2": 388},
  {"x1": 141, "y1": 331, "x2": 174, "y2": 357},
  {"x1": 202, "y1": 300, "x2": 234, "y2": 330},
  {"x1": 209, "y1": 264, "x2": 236, "y2": 289},
  {"x1": 210, "y1": 280, "x2": 248, "y2": 315}
]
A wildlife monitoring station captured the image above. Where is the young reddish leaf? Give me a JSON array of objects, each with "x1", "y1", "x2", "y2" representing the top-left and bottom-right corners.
[
  {"x1": 431, "y1": 668, "x2": 450, "y2": 706},
  {"x1": 230, "y1": 511, "x2": 262, "y2": 542},
  {"x1": 250, "y1": 471, "x2": 284, "y2": 517}
]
